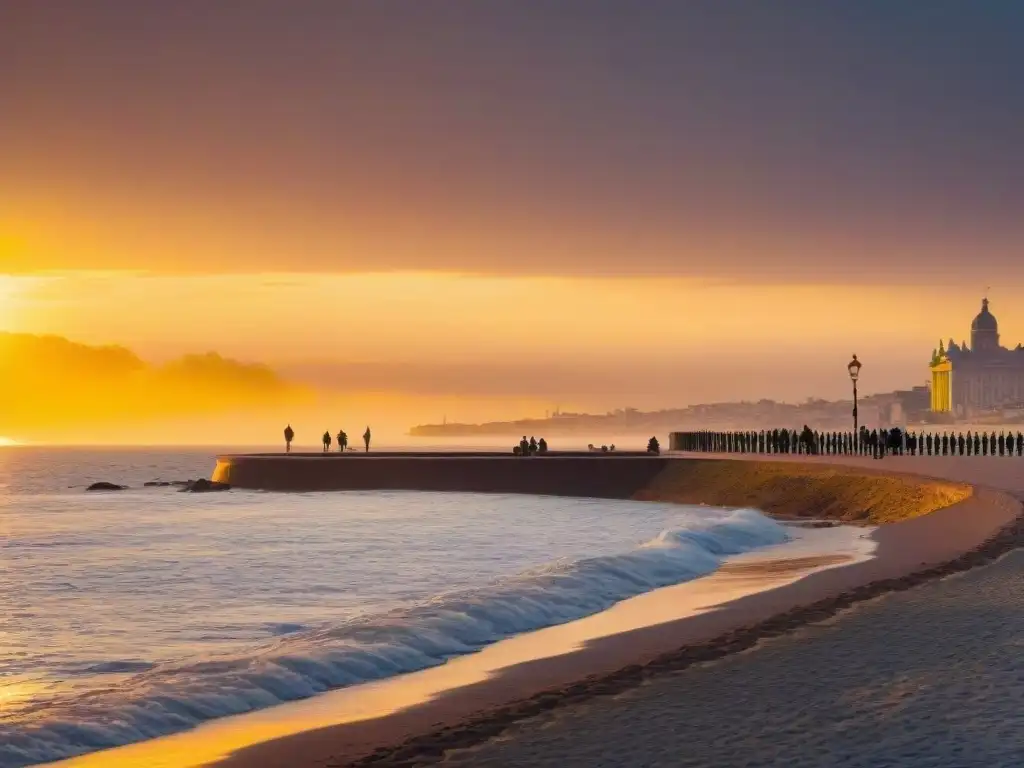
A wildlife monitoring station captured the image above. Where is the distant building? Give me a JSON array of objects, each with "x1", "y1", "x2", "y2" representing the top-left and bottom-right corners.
[{"x1": 929, "y1": 298, "x2": 1024, "y2": 416}]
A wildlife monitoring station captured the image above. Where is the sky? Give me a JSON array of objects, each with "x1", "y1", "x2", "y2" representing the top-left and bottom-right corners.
[{"x1": 3, "y1": 2, "x2": 1024, "y2": 441}]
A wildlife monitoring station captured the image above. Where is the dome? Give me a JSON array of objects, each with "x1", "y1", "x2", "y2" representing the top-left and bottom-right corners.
[{"x1": 971, "y1": 298, "x2": 998, "y2": 332}]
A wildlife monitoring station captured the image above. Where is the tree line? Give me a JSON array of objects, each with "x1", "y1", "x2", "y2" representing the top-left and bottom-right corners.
[{"x1": 671, "y1": 427, "x2": 1024, "y2": 458}]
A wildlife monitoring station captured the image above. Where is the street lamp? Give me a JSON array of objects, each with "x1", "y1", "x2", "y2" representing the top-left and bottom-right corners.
[{"x1": 848, "y1": 354, "x2": 862, "y2": 433}]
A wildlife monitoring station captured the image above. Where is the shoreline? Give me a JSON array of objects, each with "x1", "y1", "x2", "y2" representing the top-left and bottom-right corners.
[
  {"x1": 212, "y1": 483, "x2": 1020, "y2": 768},
  {"x1": 47, "y1": 455, "x2": 1021, "y2": 768}
]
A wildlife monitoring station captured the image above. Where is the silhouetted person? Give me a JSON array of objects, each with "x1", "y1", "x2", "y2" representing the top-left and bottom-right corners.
[
  {"x1": 322, "y1": 430, "x2": 332, "y2": 453},
  {"x1": 529, "y1": 436, "x2": 538, "y2": 454},
  {"x1": 1017, "y1": 432, "x2": 1024, "y2": 456},
  {"x1": 520, "y1": 436, "x2": 529, "y2": 456},
  {"x1": 363, "y1": 427, "x2": 372, "y2": 452},
  {"x1": 337, "y1": 429, "x2": 348, "y2": 452},
  {"x1": 958, "y1": 433, "x2": 965, "y2": 455},
  {"x1": 889, "y1": 428, "x2": 902, "y2": 455},
  {"x1": 800, "y1": 425, "x2": 815, "y2": 454},
  {"x1": 284, "y1": 424, "x2": 294, "y2": 453},
  {"x1": 538, "y1": 437, "x2": 548, "y2": 453}
]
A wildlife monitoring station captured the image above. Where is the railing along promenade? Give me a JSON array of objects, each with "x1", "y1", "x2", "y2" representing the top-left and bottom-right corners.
[{"x1": 670, "y1": 428, "x2": 1024, "y2": 458}]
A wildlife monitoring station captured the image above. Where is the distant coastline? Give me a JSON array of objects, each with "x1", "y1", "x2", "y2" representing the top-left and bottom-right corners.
[{"x1": 408, "y1": 398, "x2": 1024, "y2": 439}]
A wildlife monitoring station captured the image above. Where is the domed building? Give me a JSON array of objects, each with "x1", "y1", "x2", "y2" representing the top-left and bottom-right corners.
[{"x1": 930, "y1": 298, "x2": 1024, "y2": 415}]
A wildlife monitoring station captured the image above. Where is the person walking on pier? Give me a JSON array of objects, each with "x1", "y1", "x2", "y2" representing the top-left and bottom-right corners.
[
  {"x1": 322, "y1": 430, "x2": 332, "y2": 453},
  {"x1": 363, "y1": 426, "x2": 372, "y2": 452},
  {"x1": 337, "y1": 429, "x2": 348, "y2": 452},
  {"x1": 284, "y1": 424, "x2": 294, "y2": 453}
]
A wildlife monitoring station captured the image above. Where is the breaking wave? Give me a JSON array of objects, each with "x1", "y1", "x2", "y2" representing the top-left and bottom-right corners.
[{"x1": 0, "y1": 508, "x2": 786, "y2": 767}]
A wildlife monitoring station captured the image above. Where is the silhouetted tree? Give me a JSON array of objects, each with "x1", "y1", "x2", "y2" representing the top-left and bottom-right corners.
[{"x1": 648, "y1": 436, "x2": 661, "y2": 454}]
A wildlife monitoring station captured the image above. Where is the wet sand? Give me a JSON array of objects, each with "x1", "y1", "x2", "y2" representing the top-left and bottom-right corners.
[{"x1": 439, "y1": 546, "x2": 1024, "y2": 768}]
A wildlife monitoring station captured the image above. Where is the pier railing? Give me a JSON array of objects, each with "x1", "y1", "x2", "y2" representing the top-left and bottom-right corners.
[{"x1": 669, "y1": 429, "x2": 1024, "y2": 458}]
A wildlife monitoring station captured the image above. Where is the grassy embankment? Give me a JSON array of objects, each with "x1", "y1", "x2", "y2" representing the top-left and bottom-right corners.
[{"x1": 635, "y1": 459, "x2": 972, "y2": 524}]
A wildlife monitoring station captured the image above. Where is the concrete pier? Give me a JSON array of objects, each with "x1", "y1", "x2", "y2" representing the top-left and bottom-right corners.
[{"x1": 212, "y1": 452, "x2": 669, "y2": 496}]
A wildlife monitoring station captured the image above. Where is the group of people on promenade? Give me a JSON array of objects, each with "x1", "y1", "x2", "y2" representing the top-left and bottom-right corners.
[
  {"x1": 512, "y1": 436, "x2": 661, "y2": 455},
  {"x1": 675, "y1": 427, "x2": 1024, "y2": 459},
  {"x1": 283, "y1": 424, "x2": 372, "y2": 453},
  {"x1": 514, "y1": 436, "x2": 549, "y2": 455}
]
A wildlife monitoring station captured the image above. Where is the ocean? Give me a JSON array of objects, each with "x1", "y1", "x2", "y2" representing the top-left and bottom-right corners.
[{"x1": 0, "y1": 447, "x2": 792, "y2": 767}]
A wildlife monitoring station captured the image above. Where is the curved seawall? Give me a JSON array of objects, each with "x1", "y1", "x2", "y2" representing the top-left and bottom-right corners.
[
  {"x1": 212, "y1": 453, "x2": 670, "y2": 498},
  {"x1": 212, "y1": 454, "x2": 972, "y2": 524}
]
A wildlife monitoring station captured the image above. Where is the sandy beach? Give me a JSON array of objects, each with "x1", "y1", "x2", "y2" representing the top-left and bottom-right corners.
[{"x1": 439, "y1": 544, "x2": 1024, "y2": 767}]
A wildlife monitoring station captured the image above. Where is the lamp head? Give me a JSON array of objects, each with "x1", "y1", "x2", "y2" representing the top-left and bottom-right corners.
[{"x1": 848, "y1": 354, "x2": 862, "y2": 382}]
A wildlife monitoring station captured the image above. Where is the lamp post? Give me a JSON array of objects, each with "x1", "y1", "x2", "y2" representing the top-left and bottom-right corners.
[{"x1": 848, "y1": 354, "x2": 862, "y2": 434}]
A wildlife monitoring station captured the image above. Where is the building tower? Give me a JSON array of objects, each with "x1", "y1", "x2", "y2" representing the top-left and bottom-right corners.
[{"x1": 971, "y1": 297, "x2": 1000, "y2": 355}]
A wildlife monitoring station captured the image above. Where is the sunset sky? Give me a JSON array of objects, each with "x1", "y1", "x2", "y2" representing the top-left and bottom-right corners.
[{"x1": 3, "y1": 2, "x2": 1024, "y2": 441}]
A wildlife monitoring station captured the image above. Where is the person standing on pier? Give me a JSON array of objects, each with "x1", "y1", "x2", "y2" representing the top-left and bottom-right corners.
[
  {"x1": 284, "y1": 424, "x2": 294, "y2": 453},
  {"x1": 322, "y1": 430, "x2": 332, "y2": 453},
  {"x1": 363, "y1": 426, "x2": 372, "y2": 452},
  {"x1": 337, "y1": 429, "x2": 348, "y2": 452}
]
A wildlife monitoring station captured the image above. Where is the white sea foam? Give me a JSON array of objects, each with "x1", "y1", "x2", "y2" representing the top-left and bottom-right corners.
[{"x1": 0, "y1": 507, "x2": 785, "y2": 767}]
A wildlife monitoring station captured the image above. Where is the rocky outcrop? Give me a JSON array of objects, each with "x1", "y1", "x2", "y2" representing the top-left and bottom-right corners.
[
  {"x1": 179, "y1": 478, "x2": 231, "y2": 493},
  {"x1": 86, "y1": 482, "x2": 127, "y2": 491}
]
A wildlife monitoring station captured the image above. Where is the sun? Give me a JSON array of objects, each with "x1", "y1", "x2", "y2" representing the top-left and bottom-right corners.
[{"x1": 0, "y1": 437, "x2": 18, "y2": 447}]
